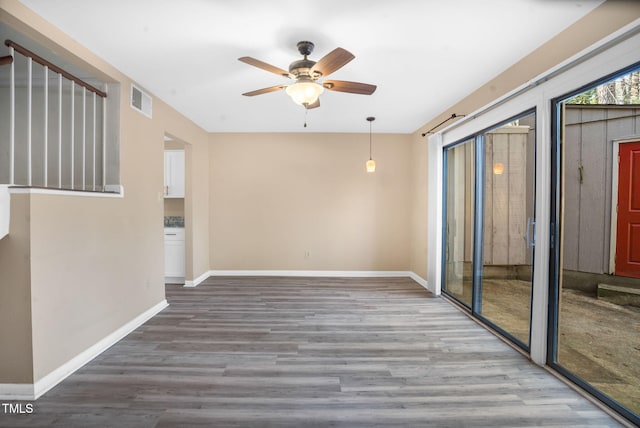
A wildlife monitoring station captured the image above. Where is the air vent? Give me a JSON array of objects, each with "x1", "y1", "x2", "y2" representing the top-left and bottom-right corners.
[{"x1": 130, "y1": 84, "x2": 152, "y2": 118}]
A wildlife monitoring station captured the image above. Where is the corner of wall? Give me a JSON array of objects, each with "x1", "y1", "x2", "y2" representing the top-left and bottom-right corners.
[
  {"x1": 0, "y1": 185, "x2": 10, "y2": 240},
  {"x1": 0, "y1": 192, "x2": 34, "y2": 385}
]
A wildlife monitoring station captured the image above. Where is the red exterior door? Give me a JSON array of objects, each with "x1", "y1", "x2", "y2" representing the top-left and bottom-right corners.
[{"x1": 615, "y1": 141, "x2": 640, "y2": 278}]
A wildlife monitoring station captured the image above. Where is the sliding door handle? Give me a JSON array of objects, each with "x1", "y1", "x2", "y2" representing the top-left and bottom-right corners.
[{"x1": 526, "y1": 217, "x2": 536, "y2": 248}]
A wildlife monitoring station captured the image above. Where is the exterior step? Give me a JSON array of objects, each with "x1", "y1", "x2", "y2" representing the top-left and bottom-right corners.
[{"x1": 597, "y1": 283, "x2": 640, "y2": 308}]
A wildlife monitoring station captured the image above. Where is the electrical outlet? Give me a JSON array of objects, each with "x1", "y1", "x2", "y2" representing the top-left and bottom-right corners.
[{"x1": 304, "y1": 250, "x2": 310, "y2": 259}]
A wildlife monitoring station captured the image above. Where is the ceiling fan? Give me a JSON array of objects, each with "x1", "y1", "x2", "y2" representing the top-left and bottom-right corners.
[{"x1": 239, "y1": 41, "x2": 376, "y2": 109}]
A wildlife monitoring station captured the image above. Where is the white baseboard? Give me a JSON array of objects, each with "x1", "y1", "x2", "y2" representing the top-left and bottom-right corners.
[
  {"x1": 0, "y1": 383, "x2": 34, "y2": 401},
  {"x1": 207, "y1": 270, "x2": 429, "y2": 289},
  {"x1": 208, "y1": 269, "x2": 410, "y2": 278},
  {"x1": 0, "y1": 299, "x2": 168, "y2": 401},
  {"x1": 184, "y1": 270, "x2": 209, "y2": 288},
  {"x1": 408, "y1": 271, "x2": 430, "y2": 291},
  {"x1": 32, "y1": 299, "x2": 169, "y2": 399}
]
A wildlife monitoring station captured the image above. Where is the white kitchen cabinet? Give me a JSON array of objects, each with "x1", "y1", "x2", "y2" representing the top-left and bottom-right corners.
[
  {"x1": 164, "y1": 227, "x2": 185, "y2": 283},
  {"x1": 164, "y1": 150, "x2": 185, "y2": 198}
]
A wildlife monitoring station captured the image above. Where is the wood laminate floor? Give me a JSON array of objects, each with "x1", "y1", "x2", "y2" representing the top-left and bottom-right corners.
[{"x1": 0, "y1": 276, "x2": 626, "y2": 427}]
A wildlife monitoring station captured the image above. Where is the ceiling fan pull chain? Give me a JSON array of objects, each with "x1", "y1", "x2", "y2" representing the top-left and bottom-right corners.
[{"x1": 304, "y1": 106, "x2": 308, "y2": 128}]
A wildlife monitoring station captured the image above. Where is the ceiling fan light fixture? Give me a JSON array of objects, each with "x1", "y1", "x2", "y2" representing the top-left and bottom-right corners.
[{"x1": 286, "y1": 80, "x2": 324, "y2": 106}]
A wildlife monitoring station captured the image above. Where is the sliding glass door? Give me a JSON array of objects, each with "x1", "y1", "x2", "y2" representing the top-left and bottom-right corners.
[
  {"x1": 550, "y1": 65, "x2": 640, "y2": 425},
  {"x1": 443, "y1": 139, "x2": 475, "y2": 307},
  {"x1": 443, "y1": 111, "x2": 536, "y2": 349},
  {"x1": 480, "y1": 114, "x2": 536, "y2": 346}
]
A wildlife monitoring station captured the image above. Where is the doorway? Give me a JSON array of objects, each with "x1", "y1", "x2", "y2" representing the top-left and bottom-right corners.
[
  {"x1": 163, "y1": 134, "x2": 185, "y2": 284},
  {"x1": 615, "y1": 141, "x2": 640, "y2": 278},
  {"x1": 549, "y1": 66, "x2": 640, "y2": 423},
  {"x1": 442, "y1": 110, "x2": 536, "y2": 350}
]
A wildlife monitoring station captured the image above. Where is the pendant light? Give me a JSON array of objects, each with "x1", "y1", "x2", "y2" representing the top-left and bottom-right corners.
[{"x1": 366, "y1": 116, "x2": 376, "y2": 173}]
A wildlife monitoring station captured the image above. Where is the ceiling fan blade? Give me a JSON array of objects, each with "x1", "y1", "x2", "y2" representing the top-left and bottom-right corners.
[
  {"x1": 323, "y1": 80, "x2": 377, "y2": 95},
  {"x1": 305, "y1": 99, "x2": 320, "y2": 109},
  {"x1": 310, "y1": 48, "x2": 354, "y2": 77},
  {"x1": 242, "y1": 85, "x2": 287, "y2": 97},
  {"x1": 238, "y1": 56, "x2": 291, "y2": 78}
]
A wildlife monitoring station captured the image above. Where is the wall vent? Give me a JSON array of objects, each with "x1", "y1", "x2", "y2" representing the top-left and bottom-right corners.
[{"x1": 130, "y1": 84, "x2": 152, "y2": 118}]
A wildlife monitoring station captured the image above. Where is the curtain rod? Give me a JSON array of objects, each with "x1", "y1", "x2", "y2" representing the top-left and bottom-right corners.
[
  {"x1": 421, "y1": 113, "x2": 465, "y2": 137},
  {"x1": 5, "y1": 39, "x2": 107, "y2": 98}
]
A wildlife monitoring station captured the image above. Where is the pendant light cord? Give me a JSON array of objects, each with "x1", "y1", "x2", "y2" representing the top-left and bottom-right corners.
[
  {"x1": 367, "y1": 116, "x2": 375, "y2": 159},
  {"x1": 369, "y1": 120, "x2": 372, "y2": 160}
]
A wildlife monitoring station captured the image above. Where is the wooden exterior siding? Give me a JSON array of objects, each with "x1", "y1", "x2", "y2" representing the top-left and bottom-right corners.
[
  {"x1": 563, "y1": 105, "x2": 640, "y2": 274},
  {"x1": 484, "y1": 125, "x2": 533, "y2": 266}
]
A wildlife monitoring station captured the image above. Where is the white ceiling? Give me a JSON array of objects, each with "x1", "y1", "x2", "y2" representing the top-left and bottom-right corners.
[{"x1": 16, "y1": 0, "x2": 604, "y2": 133}]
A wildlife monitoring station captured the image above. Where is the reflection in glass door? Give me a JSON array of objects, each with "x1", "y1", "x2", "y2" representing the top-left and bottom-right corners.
[
  {"x1": 480, "y1": 113, "x2": 535, "y2": 346},
  {"x1": 442, "y1": 111, "x2": 536, "y2": 349},
  {"x1": 550, "y1": 67, "x2": 640, "y2": 424},
  {"x1": 443, "y1": 140, "x2": 475, "y2": 308}
]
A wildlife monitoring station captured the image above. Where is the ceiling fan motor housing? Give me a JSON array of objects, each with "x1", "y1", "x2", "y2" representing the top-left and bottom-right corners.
[
  {"x1": 297, "y1": 41, "x2": 314, "y2": 56},
  {"x1": 289, "y1": 58, "x2": 317, "y2": 78},
  {"x1": 290, "y1": 41, "x2": 320, "y2": 78},
  {"x1": 290, "y1": 41, "x2": 322, "y2": 79}
]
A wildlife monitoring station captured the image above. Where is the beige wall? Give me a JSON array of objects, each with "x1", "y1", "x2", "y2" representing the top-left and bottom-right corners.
[
  {"x1": 186, "y1": 140, "x2": 211, "y2": 279},
  {"x1": 0, "y1": 194, "x2": 33, "y2": 383},
  {"x1": 164, "y1": 198, "x2": 184, "y2": 217},
  {"x1": 0, "y1": 0, "x2": 210, "y2": 385},
  {"x1": 209, "y1": 133, "x2": 412, "y2": 271},
  {"x1": 28, "y1": 192, "x2": 166, "y2": 381},
  {"x1": 409, "y1": 132, "x2": 428, "y2": 279}
]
